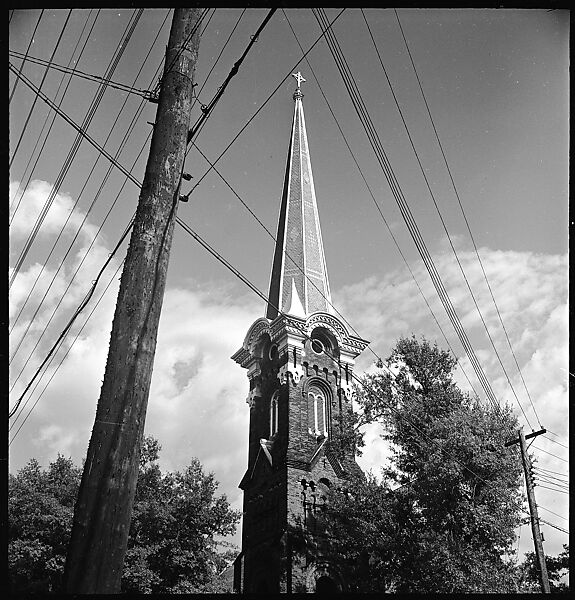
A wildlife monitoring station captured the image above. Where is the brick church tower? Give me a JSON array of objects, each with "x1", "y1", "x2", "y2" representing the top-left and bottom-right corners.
[{"x1": 232, "y1": 73, "x2": 369, "y2": 594}]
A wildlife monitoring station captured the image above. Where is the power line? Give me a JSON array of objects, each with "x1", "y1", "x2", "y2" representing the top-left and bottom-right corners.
[
  {"x1": 182, "y1": 8, "x2": 347, "y2": 198},
  {"x1": 314, "y1": 8, "x2": 505, "y2": 422},
  {"x1": 9, "y1": 218, "x2": 134, "y2": 419},
  {"x1": 185, "y1": 8, "x2": 277, "y2": 145},
  {"x1": 537, "y1": 505, "x2": 569, "y2": 522},
  {"x1": 9, "y1": 122, "x2": 152, "y2": 418},
  {"x1": 531, "y1": 445, "x2": 569, "y2": 463},
  {"x1": 10, "y1": 10, "x2": 100, "y2": 224},
  {"x1": 9, "y1": 49, "x2": 158, "y2": 101},
  {"x1": 10, "y1": 10, "x2": 276, "y2": 422},
  {"x1": 10, "y1": 259, "x2": 125, "y2": 441},
  {"x1": 9, "y1": 9, "x2": 72, "y2": 169},
  {"x1": 10, "y1": 10, "x2": 169, "y2": 365},
  {"x1": 535, "y1": 485, "x2": 569, "y2": 495},
  {"x1": 541, "y1": 435, "x2": 569, "y2": 450},
  {"x1": 538, "y1": 519, "x2": 568, "y2": 535},
  {"x1": 282, "y1": 8, "x2": 482, "y2": 402},
  {"x1": 9, "y1": 9, "x2": 44, "y2": 104},
  {"x1": 9, "y1": 9, "x2": 144, "y2": 289},
  {"x1": 10, "y1": 8, "x2": 271, "y2": 387},
  {"x1": 534, "y1": 466, "x2": 569, "y2": 479},
  {"x1": 390, "y1": 7, "x2": 542, "y2": 428},
  {"x1": 190, "y1": 8, "x2": 247, "y2": 115}
]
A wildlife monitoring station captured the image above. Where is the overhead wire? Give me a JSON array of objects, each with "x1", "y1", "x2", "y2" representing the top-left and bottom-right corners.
[
  {"x1": 9, "y1": 9, "x2": 144, "y2": 290},
  {"x1": 533, "y1": 470, "x2": 569, "y2": 486},
  {"x1": 200, "y1": 6, "x2": 216, "y2": 35},
  {"x1": 541, "y1": 435, "x2": 569, "y2": 450},
  {"x1": 9, "y1": 9, "x2": 72, "y2": 169},
  {"x1": 10, "y1": 9, "x2": 169, "y2": 366},
  {"x1": 538, "y1": 519, "x2": 568, "y2": 535},
  {"x1": 190, "y1": 8, "x2": 247, "y2": 114},
  {"x1": 282, "y1": 8, "x2": 481, "y2": 401},
  {"x1": 182, "y1": 8, "x2": 347, "y2": 197},
  {"x1": 9, "y1": 50, "x2": 158, "y2": 101},
  {"x1": 534, "y1": 466, "x2": 569, "y2": 479},
  {"x1": 9, "y1": 217, "x2": 134, "y2": 420},
  {"x1": 10, "y1": 10, "x2": 566, "y2": 530},
  {"x1": 174, "y1": 213, "x2": 533, "y2": 534},
  {"x1": 10, "y1": 8, "x2": 261, "y2": 372},
  {"x1": 9, "y1": 9, "x2": 45, "y2": 104},
  {"x1": 185, "y1": 8, "x2": 277, "y2": 145},
  {"x1": 10, "y1": 8, "x2": 245, "y2": 421},
  {"x1": 531, "y1": 445, "x2": 569, "y2": 463},
  {"x1": 537, "y1": 505, "x2": 569, "y2": 522},
  {"x1": 535, "y1": 485, "x2": 569, "y2": 495},
  {"x1": 314, "y1": 8, "x2": 506, "y2": 422},
  {"x1": 316, "y1": 7, "x2": 506, "y2": 422},
  {"x1": 389, "y1": 7, "x2": 542, "y2": 428},
  {"x1": 10, "y1": 10, "x2": 100, "y2": 223},
  {"x1": 10, "y1": 259, "x2": 126, "y2": 440}
]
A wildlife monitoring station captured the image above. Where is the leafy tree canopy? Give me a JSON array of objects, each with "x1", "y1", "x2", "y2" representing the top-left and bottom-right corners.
[
  {"x1": 328, "y1": 336, "x2": 526, "y2": 593},
  {"x1": 517, "y1": 544, "x2": 569, "y2": 593},
  {"x1": 8, "y1": 437, "x2": 240, "y2": 594}
]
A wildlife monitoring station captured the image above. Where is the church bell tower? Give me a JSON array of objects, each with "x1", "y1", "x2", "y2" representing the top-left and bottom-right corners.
[{"x1": 232, "y1": 73, "x2": 369, "y2": 594}]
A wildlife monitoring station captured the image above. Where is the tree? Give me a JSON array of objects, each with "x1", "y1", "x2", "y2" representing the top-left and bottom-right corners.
[
  {"x1": 517, "y1": 544, "x2": 569, "y2": 593},
  {"x1": 8, "y1": 437, "x2": 240, "y2": 594},
  {"x1": 327, "y1": 336, "x2": 524, "y2": 593},
  {"x1": 8, "y1": 456, "x2": 81, "y2": 592},
  {"x1": 122, "y1": 436, "x2": 240, "y2": 593}
]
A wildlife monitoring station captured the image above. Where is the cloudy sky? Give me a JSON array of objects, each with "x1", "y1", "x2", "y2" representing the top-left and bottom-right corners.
[{"x1": 9, "y1": 8, "x2": 568, "y2": 562}]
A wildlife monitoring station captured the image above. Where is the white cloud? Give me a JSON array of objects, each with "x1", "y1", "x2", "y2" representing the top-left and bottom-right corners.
[{"x1": 10, "y1": 179, "x2": 99, "y2": 245}]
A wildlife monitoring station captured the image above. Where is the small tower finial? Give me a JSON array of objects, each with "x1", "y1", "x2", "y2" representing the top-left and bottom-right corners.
[{"x1": 292, "y1": 71, "x2": 306, "y2": 100}]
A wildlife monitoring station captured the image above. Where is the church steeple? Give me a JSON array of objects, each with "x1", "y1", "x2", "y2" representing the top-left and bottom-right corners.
[
  {"x1": 266, "y1": 72, "x2": 332, "y2": 320},
  {"x1": 232, "y1": 74, "x2": 369, "y2": 595}
]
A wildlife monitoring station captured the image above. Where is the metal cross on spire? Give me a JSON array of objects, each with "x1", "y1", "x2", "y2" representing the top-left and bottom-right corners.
[
  {"x1": 292, "y1": 71, "x2": 306, "y2": 100},
  {"x1": 292, "y1": 71, "x2": 306, "y2": 89}
]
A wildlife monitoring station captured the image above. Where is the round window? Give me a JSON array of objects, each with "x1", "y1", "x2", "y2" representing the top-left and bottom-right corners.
[
  {"x1": 269, "y1": 344, "x2": 278, "y2": 360},
  {"x1": 311, "y1": 338, "x2": 324, "y2": 354}
]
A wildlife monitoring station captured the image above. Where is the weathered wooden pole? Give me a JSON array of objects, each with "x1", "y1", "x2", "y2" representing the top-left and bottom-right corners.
[
  {"x1": 518, "y1": 429, "x2": 551, "y2": 593},
  {"x1": 505, "y1": 427, "x2": 551, "y2": 593},
  {"x1": 64, "y1": 8, "x2": 201, "y2": 593}
]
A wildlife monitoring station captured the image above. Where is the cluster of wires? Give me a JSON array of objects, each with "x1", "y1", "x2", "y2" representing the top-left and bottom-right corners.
[{"x1": 9, "y1": 8, "x2": 567, "y2": 535}]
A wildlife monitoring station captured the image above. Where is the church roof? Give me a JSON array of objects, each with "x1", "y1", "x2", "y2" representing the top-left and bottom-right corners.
[{"x1": 266, "y1": 73, "x2": 333, "y2": 320}]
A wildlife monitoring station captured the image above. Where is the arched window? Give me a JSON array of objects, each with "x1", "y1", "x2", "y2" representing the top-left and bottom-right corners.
[
  {"x1": 269, "y1": 392, "x2": 279, "y2": 437},
  {"x1": 308, "y1": 386, "x2": 327, "y2": 438}
]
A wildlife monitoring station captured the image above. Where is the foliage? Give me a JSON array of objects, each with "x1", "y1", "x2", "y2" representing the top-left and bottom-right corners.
[
  {"x1": 8, "y1": 437, "x2": 240, "y2": 594},
  {"x1": 8, "y1": 456, "x2": 81, "y2": 593},
  {"x1": 122, "y1": 436, "x2": 241, "y2": 593},
  {"x1": 517, "y1": 544, "x2": 569, "y2": 593},
  {"x1": 327, "y1": 336, "x2": 524, "y2": 593}
]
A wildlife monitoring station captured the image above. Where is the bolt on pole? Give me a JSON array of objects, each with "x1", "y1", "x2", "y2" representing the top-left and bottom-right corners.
[{"x1": 63, "y1": 8, "x2": 202, "y2": 593}]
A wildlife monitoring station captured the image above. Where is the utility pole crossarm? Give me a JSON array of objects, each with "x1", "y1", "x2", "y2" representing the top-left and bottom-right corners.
[
  {"x1": 504, "y1": 427, "x2": 546, "y2": 447},
  {"x1": 64, "y1": 9, "x2": 202, "y2": 594}
]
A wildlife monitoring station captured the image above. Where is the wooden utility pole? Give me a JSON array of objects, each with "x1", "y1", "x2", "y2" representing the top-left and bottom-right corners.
[
  {"x1": 505, "y1": 428, "x2": 550, "y2": 593},
  {"x1": 63, "y1": 9, "x2": 201, "y2": 593}
]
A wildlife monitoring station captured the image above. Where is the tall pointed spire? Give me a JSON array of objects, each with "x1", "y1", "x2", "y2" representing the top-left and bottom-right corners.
[{"x1": 266, "y1": 72, "x2": 332, "y2": 320}]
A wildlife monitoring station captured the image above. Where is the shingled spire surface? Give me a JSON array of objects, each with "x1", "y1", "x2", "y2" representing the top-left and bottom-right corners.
[{"x1": 266, "y1": 73, "x2": 332, "y2": 320}]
